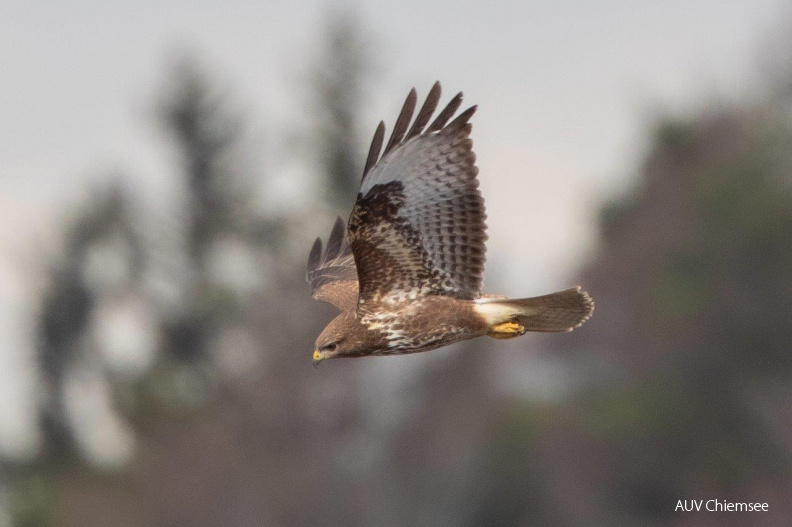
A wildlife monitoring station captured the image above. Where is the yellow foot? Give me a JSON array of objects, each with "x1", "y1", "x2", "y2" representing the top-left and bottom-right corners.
[{"x1": 487, "y1": 320, "x2": 526, "y2": 339}]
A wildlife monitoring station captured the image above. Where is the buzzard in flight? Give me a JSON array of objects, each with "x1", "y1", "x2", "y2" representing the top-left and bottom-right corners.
[{"x1": 308, "y1": 82, "x2": 593, "y2": 364}]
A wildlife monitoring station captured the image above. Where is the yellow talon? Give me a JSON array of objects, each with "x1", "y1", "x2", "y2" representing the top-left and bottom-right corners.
[{"x1": 488, "y1": 320, "x2": 526, "y2": 339}]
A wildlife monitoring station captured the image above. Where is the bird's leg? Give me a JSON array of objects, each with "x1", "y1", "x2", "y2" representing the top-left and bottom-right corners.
[{"x1": 487, "y1": 319, "x2": 526, "y2": 339}]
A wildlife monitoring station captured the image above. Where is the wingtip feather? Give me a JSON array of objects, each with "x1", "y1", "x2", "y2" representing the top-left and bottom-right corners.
[
  {"x1": 427, "y1": 91, "x2": 464, "y2": 133},
  {"x1": 405, "y1": 81, "x2": 443, "y2": 141},
  {"x1": 307, "y1": 237, "x2": 322, "y2": 276},
  {"x1": 384, "y1": 88, "x2": 417, "y2": 155},
  {"x1": 325, "y1": 216, "x2": 346, "y2": 261},
  {"x1": 445, "y1": 105, "x2": 477, "y2": 133},
  {"x1": 363, "y1": 121, "x2": 386, "y2": 179}
]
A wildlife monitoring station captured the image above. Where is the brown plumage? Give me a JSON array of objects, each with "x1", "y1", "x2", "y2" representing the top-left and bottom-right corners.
[{"x1": 308, "y1": 82, "x2": 593, "y2": 364}]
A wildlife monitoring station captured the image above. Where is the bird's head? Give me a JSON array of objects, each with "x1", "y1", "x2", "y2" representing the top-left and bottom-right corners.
[{"x1": 313, "y1": 312, "x2": 363, "y2": 365}]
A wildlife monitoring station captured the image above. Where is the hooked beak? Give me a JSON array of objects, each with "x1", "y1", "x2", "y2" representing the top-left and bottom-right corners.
[{"x1": 313, "y1": 349, "x2": 327, "y2": 366}]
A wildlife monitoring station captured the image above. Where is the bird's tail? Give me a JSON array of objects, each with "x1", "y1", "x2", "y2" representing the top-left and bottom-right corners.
[{"x1": 476, "y1": 287, "x2": 594, "y2": 338}]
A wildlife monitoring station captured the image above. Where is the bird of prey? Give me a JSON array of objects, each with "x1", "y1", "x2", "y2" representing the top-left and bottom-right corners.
[{"x1": 308, "y1": 82, "x2": 593, "y2": 364}]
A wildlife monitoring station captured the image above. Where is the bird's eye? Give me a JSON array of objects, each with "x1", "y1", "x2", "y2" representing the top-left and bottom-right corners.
[{"x1": 323, "y1": 343, "x2": 337, "y2": 351}]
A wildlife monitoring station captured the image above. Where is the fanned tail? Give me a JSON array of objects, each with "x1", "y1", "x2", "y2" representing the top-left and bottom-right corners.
[{"x1": 476, "y1": 287, "x2": 594, "y2": 337}]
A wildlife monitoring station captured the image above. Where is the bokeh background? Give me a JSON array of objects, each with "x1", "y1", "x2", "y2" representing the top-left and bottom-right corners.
[{"x1": 2, "y1": 1, "x2": 792, "y2": 525}]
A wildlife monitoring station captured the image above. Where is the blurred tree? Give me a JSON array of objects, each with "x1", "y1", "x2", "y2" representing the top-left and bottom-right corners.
[
  {"x1": 307, "y1": 9, "x2": 374, "y2": 212},
  {"x1": 20, "y1": 58, "x2": 266, "y2": 524},
  {"x1": 37, "y1": 182, "x2": 144, "y2": 461},
  {"x1": 155, "y1": 57, "x2": 262, "y2": 367},
  {"x1": 33, "y1": 18, "x2": 380, "y2": 525},
  {"x1": 522, "y1": 106, "x2": 792, "y2": 525},
  {"x1": 18, "y1": 183, "x2": 145, "y2": 525},
  {"x1": 159, "y1": 58, "x2": 252, "y2": 271}
]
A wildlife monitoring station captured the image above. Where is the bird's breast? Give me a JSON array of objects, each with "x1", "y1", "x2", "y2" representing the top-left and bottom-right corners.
[{"x1": 359, "y1": 297, "x2": 484, "y2": 355}]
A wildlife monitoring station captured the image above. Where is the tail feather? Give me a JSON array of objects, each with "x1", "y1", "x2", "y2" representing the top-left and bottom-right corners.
[{"x1": 477, "y1": 287, "x2": 594, "y2": 334}]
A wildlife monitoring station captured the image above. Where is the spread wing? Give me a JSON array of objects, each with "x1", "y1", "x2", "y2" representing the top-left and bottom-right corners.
[
  {"x1": 307, "y1": 216, "x2": 359, "y2": 311},
  {"x1": 348, "y1": 82, "x2": 487, "y2": 309}
]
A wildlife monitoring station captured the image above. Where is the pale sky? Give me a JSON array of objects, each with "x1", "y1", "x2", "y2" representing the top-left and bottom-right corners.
[{"x1": 0, "y1": 0, "x2": 788, "y2": 457}]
